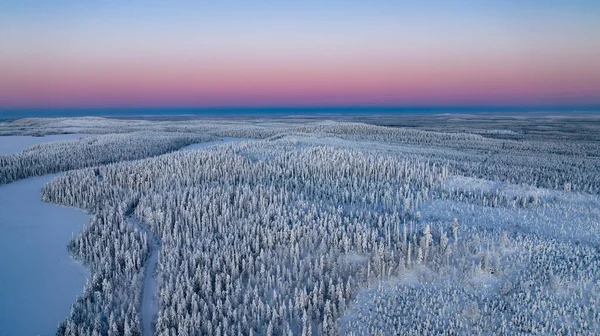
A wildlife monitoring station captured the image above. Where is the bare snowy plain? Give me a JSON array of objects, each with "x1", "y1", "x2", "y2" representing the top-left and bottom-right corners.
[{"x1": 0, "y1": 114, "x2": 599, "y2": 335}]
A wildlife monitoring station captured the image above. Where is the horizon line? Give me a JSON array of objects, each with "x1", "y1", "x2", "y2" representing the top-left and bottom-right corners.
[{"x1": 2, "y1": 104, "x2": 600, "y2": 111}]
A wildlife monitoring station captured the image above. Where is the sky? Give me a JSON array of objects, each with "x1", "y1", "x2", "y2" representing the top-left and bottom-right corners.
[{"x1": 0, "y1": 1, "x2": 599, "y2": 108}]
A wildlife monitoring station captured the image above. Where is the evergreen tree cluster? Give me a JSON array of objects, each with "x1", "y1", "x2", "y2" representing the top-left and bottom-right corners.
[
  {"x1": 40, "y1": 135, "x2": 600, "y2": 335},
  {"x1": 1, "y1": 116, "x2": 597, "y2": 335},
  {"x1": 0, "y1": 132, "x2": 216, "y2": 184}
]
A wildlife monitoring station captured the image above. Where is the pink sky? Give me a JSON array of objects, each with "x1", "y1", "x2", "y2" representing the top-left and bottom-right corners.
[
  {"x1": 1, "y1": 1, "x2": 599, "y2": 107},
  {"x1": 2, "y1": 54, "x2": 598, "y2": 107}
]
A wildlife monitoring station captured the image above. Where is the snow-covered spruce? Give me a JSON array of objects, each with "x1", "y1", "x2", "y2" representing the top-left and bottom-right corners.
[
  {"x1": 40, "y1": 135, "x2": 600, "y2": 335},
  {"x1": 4, "y1": 117, "x2": 599, "y2": 192},
  {"x1": 42, "y1": 140, "x2": 447, "y2": 335},
  {"x1": 0, "y1": 132, "x2": 216, "y2": 184}
]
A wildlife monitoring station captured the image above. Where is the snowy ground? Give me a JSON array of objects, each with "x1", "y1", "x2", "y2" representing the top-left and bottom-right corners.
[
  {"x1": 0, "y1": 134, "x2": 89, "y2": 155},
  {"x1": 432, "y1": 175, "x2": 600, "y2": 243},
  {"x1": 177, "y1": 137, "x2": 253, "y2": 151},
  {"x1": 341, "y1": 175, "x2": 600, "y2": 334},
  {"x1": 128, "y1": 216, "x2": 160, "y2": 336},
  {"x1": 0, "y1": 174, "x2": 89, "y2": 336}
]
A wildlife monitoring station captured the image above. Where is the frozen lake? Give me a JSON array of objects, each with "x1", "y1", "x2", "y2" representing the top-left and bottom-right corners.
[
  {"x1": 0, "y1": 174, "x2": 89, "y2": 336},
  {"x1": 0, "y1": 134, "x2": 89, "y2": 156}
]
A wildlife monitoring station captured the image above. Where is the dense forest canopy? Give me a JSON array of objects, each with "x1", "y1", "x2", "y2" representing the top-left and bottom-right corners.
[{"x1": 1, "y1": 115, "x2": 599, "y2": 335}]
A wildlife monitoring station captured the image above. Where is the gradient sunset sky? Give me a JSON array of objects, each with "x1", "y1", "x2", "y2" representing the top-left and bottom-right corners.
[{"x1": 1, "y1": 1, "x2": 599, "y2": 108}]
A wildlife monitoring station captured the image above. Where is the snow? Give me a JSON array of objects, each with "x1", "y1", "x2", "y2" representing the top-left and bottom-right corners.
[
  {"x1": 344, "y1": 252, "x2": 368, "y2": 265},
  {"x1": 443, "y1": 175, "x2": 553, "y2": 200},
  {"x1": 0, "y1": 174, "x2": 89, "y2": 336},
  {"x1": 483, "y1": 129, "x2": 519, "y2": 135},
  {"x1": 427, "y1": 175, "x2": 600, "y2": 244},
  {"x1": 177, "y1": 137, "x2": 253, "y2": 151},
  {"x1": 0, "y1": 134, "x2": 89, "y2": 156},
  {"x1": 341, "y1": 174, "x2": 600, "y2": 334},
  {"x1": 128, "y1": 216, "x2": 160, "y2": 336},
  {"x1": 141, "y1": 245, "x2": 159, "y2": 336}
]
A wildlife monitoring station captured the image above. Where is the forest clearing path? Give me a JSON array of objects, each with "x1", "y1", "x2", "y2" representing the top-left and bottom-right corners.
[{"x1": 128, "y1": 216, "x2": 160, "y2": 336}]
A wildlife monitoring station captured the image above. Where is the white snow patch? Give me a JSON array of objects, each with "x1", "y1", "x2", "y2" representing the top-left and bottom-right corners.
[
  {"x1": 443, "y1": 175, "x2": 553, "y2": 200},
  {"x1": 128, "y1": 216, "x2": 159, "y2": 336},
  {"x1": 427, "y1": 176, "x2": 600, "y2": 243},
  {"x1": 177, "y1": 137, "x2": 253, "y2": 151},
  {"x1": 483, "y1": 129, "x2": 519, "y2": 135},
  {"x1": 344, "y1": 252, "x2": 368, "y2": 265}
]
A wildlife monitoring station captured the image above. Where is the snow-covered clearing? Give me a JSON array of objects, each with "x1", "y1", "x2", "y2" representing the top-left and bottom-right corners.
[
  {"x1": 432, "y1": 175, "x2": 600, "y2": 243},
  {"x1": 0, "y1": 174, "x2": 89, "y2": 336},
  {"x1": 0, "y1": 134, "x2": 89, "y2": 155},
  {"x1": 342, "y1": 175, "x2": 600, "y2": 334},
  {"x1": 177, "y1": 137, "x2": 253, "y2": 151}
]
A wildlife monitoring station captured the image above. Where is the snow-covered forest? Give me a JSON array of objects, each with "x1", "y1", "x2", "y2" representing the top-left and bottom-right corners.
[
  {"x1": 0, "y1": 132, "x2": 216, "y2": 184},
  {"x1": 1, "y1": 115, "x2": 599, "y2": 335}
]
